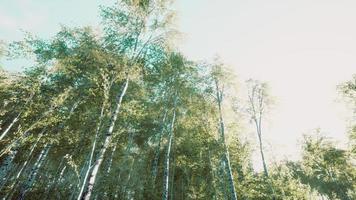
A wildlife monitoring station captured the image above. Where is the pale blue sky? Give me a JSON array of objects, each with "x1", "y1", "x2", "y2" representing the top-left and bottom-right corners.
[
  {"x1": 0, "y1": 0, "x2": 111, "y2": 39},
  {"x1": 1, "y1": 0, "x2": 355, "y2": 170},
  {"x1": 176, "y1": 0, "x2": 356, "y2": 168},
  {"x1": 178, "y1": 0, "x2": 356, "y2": 165}
]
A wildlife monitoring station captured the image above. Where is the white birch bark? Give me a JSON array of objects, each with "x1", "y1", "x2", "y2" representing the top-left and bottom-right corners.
[
  {"x1": 77, "y1": 100, "x2": 106, "y2": 200},
  {"x1": 0, "y1": 100, "x2": 79, "y2": 186},
  {"x1": 162, "y1": 104, "x2": 177, "y2": 200},
  {"x1": 247, "y1": 84, "x2": 276, "y2": 199},
  {"x1": 42, "y1": 156, "x2": 67, "y2": 199},
  {"x1": 102, "y1": 144, "x2": 117, "y2": 199},
  {"x1": 80, "y1": 78, "x2": 129, "y2": 200},
  {"x1": 18, "y1": 144, "x2": 51, "y2": 200},
  {"x1": 57, "y1": 165, "x2": 66, "y2": 184},
  {"x1": 15, "y1": 133, "x2": 44, "y2": 180},
  {"x1": 2, "y1": 132, "x2": 43, "y2": 197},
  {"x1": 0, "y1": 149, "x2": 16, "y2": 184},
  {"x1": 0, "y1": 93, "x2": 35, "y2": 141},
  {"x1": 106, "y1": 144, "x2": 117, "y2": 174},
  {"x1": 215, "y1": 80, "x2": 238, "y2": 200},
  {"x1": 0, "y1": 129, "x2": 45, "y2": 191},
  {"x1": 0, "y1": 112, "x2": 21, "y2": 141},
  {"x1": 151, "y1": 109, "x2": 168, "y2": 184}
]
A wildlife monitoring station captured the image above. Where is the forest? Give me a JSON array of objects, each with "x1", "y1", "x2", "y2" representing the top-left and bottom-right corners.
[{"x1": 0, "y1": 0, "x2": 355, "y2": 199}]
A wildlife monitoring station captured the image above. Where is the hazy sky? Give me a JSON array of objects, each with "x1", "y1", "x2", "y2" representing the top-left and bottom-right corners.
[
  {"x1": 1, "y1": 0, "x2": 355, "y2": 169},
  {"x1": 175, "y1": 0, "x2": 356, "y2": 166}
]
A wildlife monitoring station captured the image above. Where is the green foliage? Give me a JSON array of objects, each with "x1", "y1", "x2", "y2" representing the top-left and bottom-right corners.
[
  {"x1": 288, "y1": 134, "x2": 355, "y2": 199},
  {"x1": 0, "y1": 1, "x2": 355, "y2": 199}
]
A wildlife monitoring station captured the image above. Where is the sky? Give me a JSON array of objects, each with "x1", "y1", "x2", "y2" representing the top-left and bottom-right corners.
[
  {"x1": 174, "y1": 0, "x2": 356, "y2": 167},
  {"x1": 1, "y1": 0, "x2": 355, "y2": 170}
]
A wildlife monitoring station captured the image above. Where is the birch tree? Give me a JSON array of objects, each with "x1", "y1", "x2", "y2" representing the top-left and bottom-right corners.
[
  {"x1": 246, "y1": 79, "x2": 276, "y2": 199},
  {"x1": 162, "y1": 94, "x2": 177, "y2": 200},
  {"x1": 212, "y1": 63, "x2": 238, "y2": 200}
]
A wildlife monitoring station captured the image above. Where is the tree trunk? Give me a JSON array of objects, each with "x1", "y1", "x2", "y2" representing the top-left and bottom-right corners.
[
  {"x1": 253, "y1": 117, "x2": 270, "y2": 178},
  {"x1": 80, "y1": 78, "x2": 129, "y2": 200},
  {"x1": 77, "y1": 99, "x2": 106, "y2": 200},
  {"x1": 151, "y1": 109, "x2": 168, "y2": 184},
  {"x1": 16, "y1": 133, "x2": 44, "y2": 179},
  {"x1": 258, "y1": 133, "x2": 269, "y2": 177},
  {"x1": 114, "y1": 131, "x2": 135, "y2": 198},
  {"x1": 18, "y1": 144, "x2": 51, "y2": 200},
  {"x1": 0, "y1": 93, "x2": 35, "y2": 141},
  {"x1": 215, "y1": 80, "x2": 238, "y2": 200},
  {"x1": 0, "y1": 100, "x2": 77, "y2": 158},
  {"x1": 102, "y1": 144, "x2": 117, "y2": 199},
  {"x1": 169, "y1": 157, "x2": 175, "y2": 200},
  {"x1": 0, "y1": 112, "x2": 21, "y2": 141},
  {"x1": 0, "y1": 149, "x2": 16, "y2": 184},
  {"x1": 122, "y1": 157, "x2": 136, "y2": 199},
  {"x1": 162, "y1": 107, "x2": 177, "y2": 200},
  {"x1": 106, "y1": 144, "x2": 117, "y2": 174},
  {"x1": 43, "y1": 156, "x2": 67, "y2": 199},
  {"x1": 253, "y1": 117, "x2": 276, "y2": 200},
  {"x1": 223, "y1": 151, "x2": 237, "y2": 200},
  {"x1": 3, "y1": 132, "x2": 43, "y2": 197}
]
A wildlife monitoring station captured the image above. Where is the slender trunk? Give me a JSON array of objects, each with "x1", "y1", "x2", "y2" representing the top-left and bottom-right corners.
[
  {"x1": 1, "y1": 94, "x2": 77, "y2": 158},
  {"x1": 102, "y1": 144, "x2": 117, "y2": 199},
  {"x1": 0, "y1": 126, "x2": 24, "y2": 192},
  {"x1": 1, "y1": 100, "x2": 78, "y2": 193},
  {"x1": 15, "y1": 133, "x2": 44, "y2": 180},
  {"x1": 59, "y1": 165, "x2": 67, "y2": 183},
  {"x1": 80, "y1": 78, "x2": 129, "y2": 200},
  {"x1": 0, "y1": 93, "x2": 35, "y2": 141},
  {"x1": 258, "y1": 133, "x2": 269, "y2": 177},
  {"x1": 162, "y1": 107, "x2": 177, "y2": 200},
  {"x1": 254, "y1": 118, "x2": 269, "y2": 177},
  {"x1": 254, "y1": 117, "x2": 275, "y2": 199},
  {"x1": 151, "y1": 110, "x2": 168, "y2": 184},
  {"x1": 1, "y1": 111, "x2": 50, "y2": 158},
  {"x1": 50, "y1": 165, "x2": 67, "y2": 199},
  {"x1": 43, "y1": 156, "x2": 66, "y2": 199},
  {"x1": 47, "y1": 165, "x2": 66, "y2": 198},
  {"x1": 118, "y1": 133, "x2": 134, "y2": 182},
  {"x1": 114, "y1": 131, "x2": 135, "y2": 197},
  {"x1": 18, "y1": 144, "x2": 51, "y2": 200},
  {"x1": 3, "y1": 132, "x2": 43, "y2": 196},
  {"x1": 223, "y1": 151, "x2": 237, "y2": 200},
  {"x1": 215, "y1": 80, "x2": 238, "y2": 200},
  {"x1": 49, "y1": 165, "x2": 67, "y2": 199},
  {"x1": 0, "y1": 149, "x2": 16, "y2": 183},
  {"x1": 122, "y1": 157, "x2": 136, "y2": 199},
  {"x1": 77, "y1": 100, "x2": 106, "y2": 200},
  {"x1": 169, "y1": 158, "x2": 175, "y2": 200},
  {"x1": 106, "y1": 144, "x2": 117, "y2": 174},
  {"x1": 0, "y1": 112, "x2": 21, "y2": 141},
  {"x1": 1, "y1": 164, "x2": 19, "y2": 200}
]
